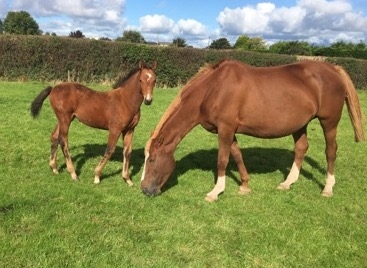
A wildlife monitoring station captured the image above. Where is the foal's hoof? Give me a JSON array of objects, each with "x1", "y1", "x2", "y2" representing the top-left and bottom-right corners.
[
  {"x1": 321, "y1": 191, "x2": 333, "y2": 197},
  {"x1": 125, "y1": 180, "x2": 134, "y2": 187},
  {"x1": 94, "y1": 176, "x2": 101, "y2": 184},
  {"x1": 205, "y1": 195, "x2": 218, "y2": 203},
  {"x1": 238, "y1": 186, "x2": 251, "y2": 195},
  {"x1": 277, "y1": 183, "x2": 290, "y2": 190},
  {"x1": 52, "y1": 169, "x2": 59, "y2": 175}
]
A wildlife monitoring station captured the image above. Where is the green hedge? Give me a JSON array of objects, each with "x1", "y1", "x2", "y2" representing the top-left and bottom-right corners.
[{"x1": 0, "y1": 35, "x2": 366, "y2": 89}]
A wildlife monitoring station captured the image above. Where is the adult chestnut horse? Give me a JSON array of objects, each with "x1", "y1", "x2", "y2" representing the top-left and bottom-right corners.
[
  {"x1": 141, "y1": 59, "x2": 364, "y2": 201},
  {"x1": 31, "y1": 61, "x2": 157, "y2": 185}
]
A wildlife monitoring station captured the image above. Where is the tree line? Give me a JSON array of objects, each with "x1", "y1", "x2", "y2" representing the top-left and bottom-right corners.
[{"x1": 1, "y1": 10, "x2": 366, "y2": 59}]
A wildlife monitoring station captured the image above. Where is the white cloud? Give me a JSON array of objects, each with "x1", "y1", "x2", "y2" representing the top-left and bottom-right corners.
[
  {"x1": 139, "y1": 14, "x2": 176, "y2": 34},
  {"x1": 1, "y1": 0, "x2": 367, "y2": 47},
  {"x1": 0, "y1": 0, "x2": 8, "y2": 18},
  {"x1": 7, "y1": 0, "x2": 127, "y2": 38},
  {"x1": 216, "y1": 0, "x2": 367, "y2": 45},
  {"x1": 177, "y1": 19, "x2": 206, "y2": 36},
  {"x1": 217, "y1": 4, "x2": 275, "y2": 35}
]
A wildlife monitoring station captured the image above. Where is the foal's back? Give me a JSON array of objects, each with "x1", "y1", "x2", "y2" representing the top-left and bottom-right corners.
[{"x1": 49, "y1": 82, "x2": 113, "y2": 130}]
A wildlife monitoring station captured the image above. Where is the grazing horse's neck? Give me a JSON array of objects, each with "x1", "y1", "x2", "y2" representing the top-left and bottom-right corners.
[{"x1": 152, "y1": 98, "x2": 200, "y2": 154}]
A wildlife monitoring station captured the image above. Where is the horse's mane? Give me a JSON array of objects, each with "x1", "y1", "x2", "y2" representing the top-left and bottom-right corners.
[
  {"x1": 113, "y1": 62, "x2": 154, "y2": 89},
  {"x1": 146, "y1": 60, "x2": 225, "y2": 148}
]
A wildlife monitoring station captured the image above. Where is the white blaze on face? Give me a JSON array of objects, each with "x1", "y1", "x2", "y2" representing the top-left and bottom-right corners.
[
  {"x1": 147, "y1": 73, "x2": 152, "y2": 81},
  {"x1": 141, "y1": 152, "x2": 149, "y2": 182}
]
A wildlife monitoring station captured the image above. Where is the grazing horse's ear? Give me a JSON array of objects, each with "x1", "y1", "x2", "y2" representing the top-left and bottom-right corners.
[
  {"x1": 139, "y1": 60, "x2": 144, "y2": 69},
  {"x1": 152, "y1": 61, "x2": 157, "y2": 70}
]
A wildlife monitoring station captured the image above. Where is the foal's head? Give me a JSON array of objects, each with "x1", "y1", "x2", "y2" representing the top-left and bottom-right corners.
[{"x1": 138, "y1": 61, "x2": 157, "y2": 105}]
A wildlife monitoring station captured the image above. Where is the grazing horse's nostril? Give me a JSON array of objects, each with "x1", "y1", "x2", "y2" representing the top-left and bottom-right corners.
[
  {"x1": 142, "y1": 186, "x2": 160, "y2": 197},
  {"x1": 144, "y1": 98, "x2": 153, "y2": 105}
]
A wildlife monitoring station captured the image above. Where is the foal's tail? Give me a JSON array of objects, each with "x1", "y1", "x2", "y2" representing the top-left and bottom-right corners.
[
  {"x1": 30, "y1": 86, "x2": 52, "y2": 118},
  {"x1": 335, "y1": 65, "x2": 365, "y2": 142}
]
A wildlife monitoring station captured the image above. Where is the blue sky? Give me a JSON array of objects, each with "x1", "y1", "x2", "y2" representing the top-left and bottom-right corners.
[{"x1": 1, "y1": 0, "x2": 366, "y2": 47}]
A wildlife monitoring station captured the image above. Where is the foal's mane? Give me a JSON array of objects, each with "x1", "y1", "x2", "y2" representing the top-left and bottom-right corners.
[
  {"x1": 113, "y1": 62, "x2": 154, "y2": 89},
  {"x1": 147, "y1": 61, "x2": 222, "y2": 146}
]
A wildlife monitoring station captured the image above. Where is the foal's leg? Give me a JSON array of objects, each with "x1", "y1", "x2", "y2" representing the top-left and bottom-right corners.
[
  {"x1": 94, "y1": 129, "x2": 120, "y2": 184},
  {"x1": 121, "y1": 130, "x2": 134, "y2": 186},
  {"x1": 205, "y1": 129, "x2": 234, "y2": 202},
  {"x1": 230, "y1": 136, "x2": 251, "y2": 195},
  {"x1": 58, "y1": 118, "x2": 78, "y2": 180},
  {"x1": 49, "y1": 124, "x2": 59, "y2": 174},
  {"x1": 278, "y1": 127, "x2": 308, "y2": 190},
  {"x1": 320, "y1": 124, "x2": 338, "y2": 197}
]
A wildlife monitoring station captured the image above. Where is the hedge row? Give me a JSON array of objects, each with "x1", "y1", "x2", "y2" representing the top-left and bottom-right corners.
[{"x1": 1, "y1": 35, "x2": 366, "y2": 89}]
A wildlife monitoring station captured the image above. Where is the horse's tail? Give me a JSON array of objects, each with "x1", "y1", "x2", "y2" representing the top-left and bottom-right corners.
[
  {"x1": 30, "y1": 86, "x2": 52, "y2": 118},
  {"x1": 335, "y1": 65, "x2": 365, "y2": 142}
]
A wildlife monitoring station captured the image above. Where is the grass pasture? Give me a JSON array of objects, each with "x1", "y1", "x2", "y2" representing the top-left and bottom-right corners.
[{"x1": 1, "y1": 81, "x2": 367, "y2": 267}]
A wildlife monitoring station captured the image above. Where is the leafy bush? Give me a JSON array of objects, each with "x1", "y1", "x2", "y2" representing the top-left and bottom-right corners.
[{"x1": 0, "y1": 35, "x2": 366, "y2": 89}]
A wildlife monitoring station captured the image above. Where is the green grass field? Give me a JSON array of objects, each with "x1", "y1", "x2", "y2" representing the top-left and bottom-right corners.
[{"x1": 1, "y1": 81, "x2": 367, "y2": 267}]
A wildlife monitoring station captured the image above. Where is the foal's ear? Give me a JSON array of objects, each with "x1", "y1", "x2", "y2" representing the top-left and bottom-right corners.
[
  {"x1": 138, "y1": 60, "x2": 144, "y2": 69},
  {"x1": 151, "y1": 61, "x2": 157, "y2": 70}
]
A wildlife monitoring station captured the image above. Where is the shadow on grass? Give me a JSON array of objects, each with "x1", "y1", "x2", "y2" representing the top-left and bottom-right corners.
[
  {"x1": 163, "y1": 147, "x2": 326, "y2": 194},
  {"x1": 58, "y1": 143, "x2": 326, "y2": 192},
  {"x1": 58, "y1": 144, "x2": 145, "y2": 182}
]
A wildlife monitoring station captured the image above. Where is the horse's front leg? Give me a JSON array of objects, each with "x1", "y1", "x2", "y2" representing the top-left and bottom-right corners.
[
  {"x1": 230, "y1": 136, "x2": 251, "y2": 195},
  {"x1": 121, "y1": 129, "x2": 134, "y2": 186},
  {"x1": 94, "y1": 130, "x2": 120, "y2": 184},
  {"x1": 205, "y1": 129, "x2": 234, "y2": 202}
]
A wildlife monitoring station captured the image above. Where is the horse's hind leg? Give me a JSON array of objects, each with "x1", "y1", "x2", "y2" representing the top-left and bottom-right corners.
[
  {"x1": 230, "y1": 136, "x2": 251, "y2": 195},
  {"x1": 320, "y1": 124, "x2": 338, "y2": 197},
  {"x1": 49, "y1": 124, "x2": 59, "y2": 174},
  {"x1": 121, "y1": 130, "x2": 134, "y2": 186},
  {"x1": 58, "y1": 118, "x2": 78, "y2": 181},
  {"x1": 278, "y1": 127, "x2": 308, "y2": 190},
  {"x1": 94, "y1": 130, "x2": 120, "y2": 184}
]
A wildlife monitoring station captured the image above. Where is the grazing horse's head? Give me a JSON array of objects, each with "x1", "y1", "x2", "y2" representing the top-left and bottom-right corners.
[
  {"x1": 139, "y1": 60, "x2": 157, "y2": 105},
  {"x1": 140, "y1": 135, "x2": 176, "y2": 196}
]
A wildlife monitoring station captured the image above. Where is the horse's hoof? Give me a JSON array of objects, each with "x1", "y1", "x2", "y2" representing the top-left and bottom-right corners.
[
  {"x1": 205, "y1": 195, "x2": 217, "y2": 203},
  {"x1": 94, "y1": 177, "x2": 100, "y2": 184},
  {"x1": 238, "y1": 186, "x2": 251, "y2": 195},
  {"x1": 52, "y1": 169, "x2": 59, "y2": 175},
  {"x1": 321, "y1": 191, "x2": 333, "y2": 197},
  {"x1": 125, "y1": 180, "x2": 134, "y2": 187},
  {"x1": 277, "y1": 183, "x2": 290, "y2": 190}
]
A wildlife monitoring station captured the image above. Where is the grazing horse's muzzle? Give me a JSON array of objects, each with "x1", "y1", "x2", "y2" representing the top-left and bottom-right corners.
[
  {"x1": 142, "y1": 185, "x2": 161, "y2": 197},
  {"x1": 144, "y1": 98, "x2": 153, "y2": 105}
]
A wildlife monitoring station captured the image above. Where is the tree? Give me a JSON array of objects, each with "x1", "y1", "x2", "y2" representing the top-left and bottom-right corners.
[
  {"x1": 269, "y1": 41, "x2": 312, "y2": 55},
  {"x1": 233, "y1": 35, "x2": 267, "y2": 50},
  {"x1": 172, "y1": 37, "x2": 187, "y2": 47},
  {"x1": 4, "y1": 11, "x2": 41, "y2": 35},
  {"x1": 69, "y1": 30, "x2": 85, "y2": 38},
  {"x1": 116, "y1": 30, "x2": 145, "y2": 43},
  {"x1": 0, "y1": 19, "x2": 3, "y2": 34},
  {"x1": 209, "y1": 38, "x2": 231, "y2": 49}
]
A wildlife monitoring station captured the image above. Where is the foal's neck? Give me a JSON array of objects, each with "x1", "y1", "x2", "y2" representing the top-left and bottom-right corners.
[{"x1": 117, "y1": 71, "x2": 143, "y2": 102}]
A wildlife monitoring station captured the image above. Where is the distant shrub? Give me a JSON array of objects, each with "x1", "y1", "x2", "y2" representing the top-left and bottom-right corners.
[{"x1": 0, "y1": 35, "x2": 366, "y2": 89}]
